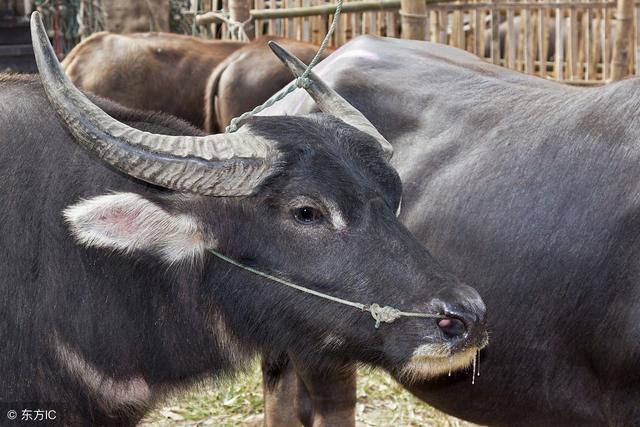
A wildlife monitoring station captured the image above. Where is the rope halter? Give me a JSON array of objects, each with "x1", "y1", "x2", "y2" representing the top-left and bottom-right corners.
[{"x1": 209, "y1": 249, "x2": 445, "y2": 329}]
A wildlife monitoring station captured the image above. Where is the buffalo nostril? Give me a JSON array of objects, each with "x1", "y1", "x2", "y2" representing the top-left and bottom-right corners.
[{"x1": 437, "y1": 317, "x2": 466, "y2": 337}]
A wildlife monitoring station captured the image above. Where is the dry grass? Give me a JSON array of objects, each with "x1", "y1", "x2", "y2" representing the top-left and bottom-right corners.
[{"x1": 141, "y1": 362, "x2": 477, "y2": 427}]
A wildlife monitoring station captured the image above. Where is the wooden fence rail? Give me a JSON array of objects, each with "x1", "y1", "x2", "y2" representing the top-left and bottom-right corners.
[{"x1": 193, "y1": 0, "x2": 640, "y2": 82}]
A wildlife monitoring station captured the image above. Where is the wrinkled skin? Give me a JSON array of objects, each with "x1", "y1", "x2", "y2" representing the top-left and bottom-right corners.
[
  {"x1": 0, "y1": 74, "x2": 485, "y2": 425},
  {"x1": 260, "y1": 36, "x2": 640, "y2": 427}
]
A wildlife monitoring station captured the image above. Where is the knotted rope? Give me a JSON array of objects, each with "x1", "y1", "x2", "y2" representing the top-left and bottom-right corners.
[
  {"x1": 209, "y1": 249, "x2": 445, "y2": 329},
  {"x1": 225, "y1": 0, "x2": 345, "y2": 133}
]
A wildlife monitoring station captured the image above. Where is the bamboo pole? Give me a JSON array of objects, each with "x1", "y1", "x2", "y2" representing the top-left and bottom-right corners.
[
  {"x1": 603, "y1": 6, "x2": 610, "y2": 79},
  {"x1": 430, "y1": 9, "x2": 437, "y2": 42},
  {"x1": 255, "y1": 0, "x2": 263, "y2": 36},
  {"x1": 611, "y1": 0, "x2": 633, "y2": 80},
  {"x1": 456, "y1": 7, "x2": 464, "y2": 48},
  {"x1": 517, "y1": 9, "x2": 525, "y2": 71},
  {"x1": 629, "y1": 11, "x2": 636, "y2": 74},
  {"x1": 474, "y1": 6, "x2": 482, "y2": 55},
  {"x1": 438, "y1": 8, "x2": 447, "y2": 43},
  {"x1": 340, "y1": 8, "x2": 347, "y2": 43},
  {"x1": 491, "y1": 5, "x2": 500, "y2": 64},
  {"x1": 540, "y1": 7, "x2": 545, "y2": 75},
  {"x1": 401, "y1": 0, "x2": 427, "y2": 39},
  {"x1": 556, "y1": 6, "x2": 564, "y2": 79},
  {"x1": 569, "y1": 6, "x2": 577, "y2": 79},
  {"x1": 296, "y1": 0, "x2": 303, "y2": 40},
  {"x1": 352, "y1": 12, "x2": 360, "y2": 38},
  {"x1": 591, "y1": 9, "x2": 600, "y2": 78},
  {"x1": 542, "y1": 8, "x2": 550, "y2": 76},
  {"x1": 286, "y1": 0, "x2": 294, "y2": 38},
  {"x1": 585, "y1": 9, "x2": 593, "y2": 79},
  {"x1": 423, "y1": 9, "x2": 430, "y2": 40},
  {"x1": 636, "y1": 5, "x2": 640, "y2": 75},
  {"x1": 386, "y1": 11, "x2": 396, "y2": 38},
  {"x1": 507, "y1": 8, "x2": 516, "y2": 68},
  {"x1": 199, "y1": 0, "x2": 402, "y2": 22},
  {"x1": 576, "y1": 9, "x2": 584, "y2": 79},
  {"x1": 525, "y1": 6, "x2": 533, "y2": 73},
  {"x1": 370, "y1": 9, "x2": 378, "y2": 37}
]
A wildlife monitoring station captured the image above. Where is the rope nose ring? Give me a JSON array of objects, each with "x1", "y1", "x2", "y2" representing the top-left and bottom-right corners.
[{"x1": 208, "y1": 249, "x2": 445, "y2": 329}]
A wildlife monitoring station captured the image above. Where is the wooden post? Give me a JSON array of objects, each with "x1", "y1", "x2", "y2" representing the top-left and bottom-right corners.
[
  {"x1": 636, "y1": 6, "x2": 640, "y2": 75},
  {"x1": 555, "y1": 6, "x2": 564, "y2": 80},
  {"x1": 473, "y1": 6, "x2": 481, "y2": 56},
  {"x1": 568, "y1": 6, "x2": 577, "y2": 80},
  {"x1": 611, "y1": 0, "x2": 633, "y2": 80},
  {"x1": 491, "y1": 5, "x2": 500, "y2": 65},
  {"x1": 603, "y1": 6, "x2": 611, "y2": 79},
  {"x1": 438, "y1": 8, "x2": 446, "y2": 43},
  {"x1": 507, "y1": 7, "x2": 516, "y2": 68},
  {"x1": 525, "y1": 6, "x2": 533, "y2": 74},
  {"x1": 229, "y1": 0, "x2": 254, "y2": 39},
  {"x1": 401, "y1": 0, "x2": 426, "y2": 40}
]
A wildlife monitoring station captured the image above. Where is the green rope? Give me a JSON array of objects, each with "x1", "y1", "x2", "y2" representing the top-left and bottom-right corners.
[
  {"x1": 208, "y1": 248, "x2": 445, "y2": 329},
  {"x1": 225, "y1": 0, "x2": 345, "y2": 133}
]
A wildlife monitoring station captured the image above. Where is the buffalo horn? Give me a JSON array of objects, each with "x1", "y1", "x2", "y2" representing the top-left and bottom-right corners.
[
  {"x1": 268, "y1": 41, "x2": 393, "y2": 160},
  {"x1": 31, "y1": 12, "x2": 278, "y2": 196}
]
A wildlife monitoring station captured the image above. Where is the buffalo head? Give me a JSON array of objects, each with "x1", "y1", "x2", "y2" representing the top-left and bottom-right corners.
[{"x1": 31, "y1": 12, "x2": 487, "y2": 380}]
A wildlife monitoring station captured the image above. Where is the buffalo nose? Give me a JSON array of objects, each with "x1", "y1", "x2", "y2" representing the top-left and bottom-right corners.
[
  {"x1": 436, "y1": 301, "x2": 485, "y2": 343},
  {"x1": 437, "y1": 316, "x2": 466, "y2": 337},
  {"x1": 430, "y1": 283, "x2": 487, "y2": 344}
]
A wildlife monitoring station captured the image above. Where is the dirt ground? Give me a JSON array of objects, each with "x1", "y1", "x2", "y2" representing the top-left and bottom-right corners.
[{"x1": 141, "y1": 363, "x2": 479, "y2": 427}]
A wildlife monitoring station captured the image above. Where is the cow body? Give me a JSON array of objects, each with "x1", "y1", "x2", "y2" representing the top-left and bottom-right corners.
[
  {"x1": 265, "y1": 36, "x2": 640, "y2": 426},
  {"x1": 62, "y1": 32, "x2": 244, "y2": 128}
]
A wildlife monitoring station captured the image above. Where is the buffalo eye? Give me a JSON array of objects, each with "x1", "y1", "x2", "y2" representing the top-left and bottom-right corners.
[{"x1": 293, "y1": 206, "x2": 323, "y2": 224}]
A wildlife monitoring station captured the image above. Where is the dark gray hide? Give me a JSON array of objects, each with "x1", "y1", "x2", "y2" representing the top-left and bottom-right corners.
[
  {"x1": 0, "y1": 62, "x2": 486, "y2": 424},
  {"x1": 263, "y1": 36, "x2": 640, "y2": 427}
]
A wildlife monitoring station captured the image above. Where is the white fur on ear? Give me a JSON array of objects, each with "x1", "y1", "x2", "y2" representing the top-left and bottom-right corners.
[{"x1": 63, "y1": 192, "x2": 205, "y2": 263}]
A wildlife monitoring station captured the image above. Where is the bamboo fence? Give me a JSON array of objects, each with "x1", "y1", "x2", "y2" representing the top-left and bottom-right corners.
[{"x1": 193, "y1": 0, "x2": 640, "y2": 82}]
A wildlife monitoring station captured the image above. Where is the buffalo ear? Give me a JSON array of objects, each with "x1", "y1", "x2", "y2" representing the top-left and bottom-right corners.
[{"x1": 63, "y1": 192, "x2": 205, "y2": 263}]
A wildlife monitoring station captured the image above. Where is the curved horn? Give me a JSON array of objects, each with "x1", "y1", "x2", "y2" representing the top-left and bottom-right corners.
[
  {"x1": 268, "y1": 41, "x2": 393, "y2": 160},
  {"x1": 31, "y1": 12, "x2": 277, "y2": 196}
]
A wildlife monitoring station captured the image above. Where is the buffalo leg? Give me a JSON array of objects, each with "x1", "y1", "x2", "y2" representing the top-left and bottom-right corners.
[
  {"x1": 262, "y1": 353, "x2": 304, "y2": 427},
  {"x1": 290, "y1": 355, "x2": 357, "y2": 427},
  {"x1": 262, "y1": 353, "x2": 357, "y2": 427}
]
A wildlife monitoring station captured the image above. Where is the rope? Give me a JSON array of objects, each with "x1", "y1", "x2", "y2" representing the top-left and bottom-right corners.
[
  {"x1": 206, "y1": 11, "x2": 253, "y2": 41},
  {"x1": 208, "y1": 249, "x2": 445, "y2": 329},
  {"x1": 225, "y1": 0, "x2": 345, "y2": 133}
]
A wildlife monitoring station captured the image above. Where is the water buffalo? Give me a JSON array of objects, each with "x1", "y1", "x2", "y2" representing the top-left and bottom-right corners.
[
  {"x1": 0, "y1": 15, "x2": 487, "y2": 425},
  {"x1": 260, "y1": 37, "x2": 640, "y2": 426},
  {"x1": 63, "y1": 32, "x2": 329, "y2": 133},
  {"x1": 203, "y1": 36, "x2": 333, "y2": 133}
]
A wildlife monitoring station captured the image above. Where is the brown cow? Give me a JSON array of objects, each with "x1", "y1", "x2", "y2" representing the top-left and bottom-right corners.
[
  {"x1": 63, "y1": 32, "x2": 244, "y2": 128},
  {"x1": 204, "y1": 36, "x2": 333, "y2": 133}
]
